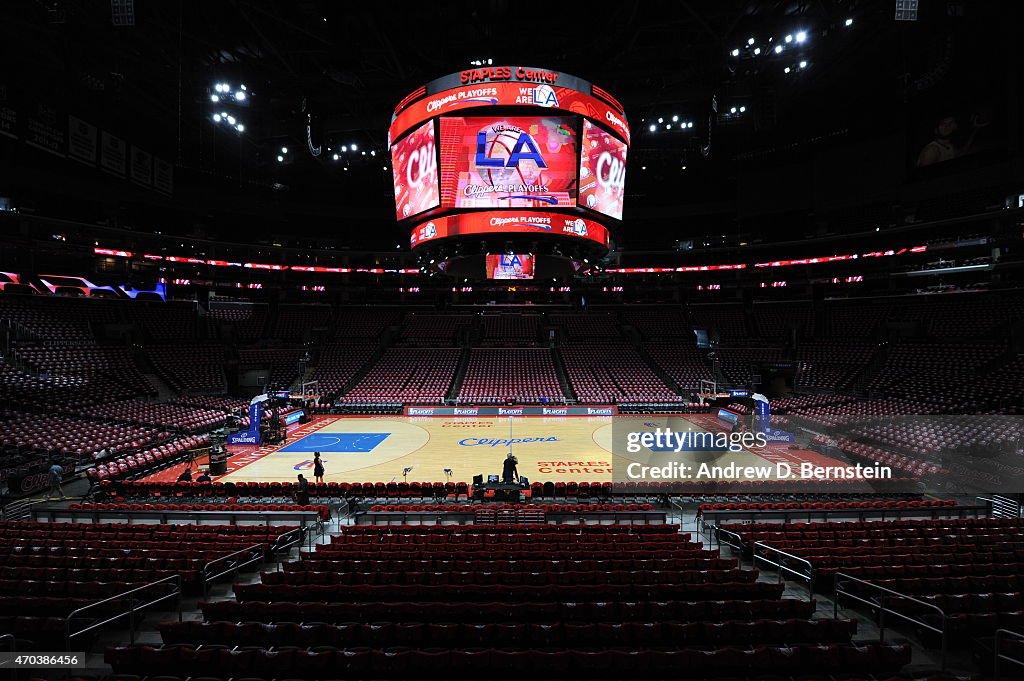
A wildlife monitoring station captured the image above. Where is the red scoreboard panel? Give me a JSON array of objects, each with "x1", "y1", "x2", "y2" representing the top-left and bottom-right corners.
[
  {"x1": 439, "y1": 115, "x2": 578, "y2": 209},
  {"x1": 409, "y1": 212, "x2": 610, "y2": 249},
  {"x1": 391, "y1": 67, "x2": 628, "y2": 277},
  {"x1": 390, "y1": 120, "x2": 439, "y2": 220},
  {"x1": 486, "y1": 254, "x2": 535, "y2": 280},
  {"x1": 578, "y1": 119, "x2": 628, "y2": 220}
]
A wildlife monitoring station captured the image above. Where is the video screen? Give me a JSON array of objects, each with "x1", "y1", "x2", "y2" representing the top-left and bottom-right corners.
[
  {"x1": 486, "y1": 254, "x2": 535, "y2": 280},
  {"x1": 578, "y1": 119, "x2": 627, "y2": 220},
  {"x1": 440, "y1": 115, "x2": 577, "y2": 208},
  {"x1": 391, "y1": 120, "x2": 439, "y2": 220}
]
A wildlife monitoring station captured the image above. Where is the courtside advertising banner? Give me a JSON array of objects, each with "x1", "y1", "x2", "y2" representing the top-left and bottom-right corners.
[
  {"x1": 439, "y1": 116, "x2": 577, "y2": 208},
  {"x1": 578, "y1": 119, "x2": 627, "y2": 220},
  {"x1": 391, "y1": 120, "x2": 439, "y2": 220}
]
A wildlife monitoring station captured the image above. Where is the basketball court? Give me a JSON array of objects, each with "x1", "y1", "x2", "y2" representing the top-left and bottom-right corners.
[{"x1": 151, "y1": 414, "x2": 852, "y2": 484}]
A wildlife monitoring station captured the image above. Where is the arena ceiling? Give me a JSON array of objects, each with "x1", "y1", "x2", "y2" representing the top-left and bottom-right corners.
[{"x1": 0, "y1": 0, "x2": 1008, "y2": 249}]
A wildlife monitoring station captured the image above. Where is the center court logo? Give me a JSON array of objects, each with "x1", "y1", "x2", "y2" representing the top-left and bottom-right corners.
[
  {"x1": 294, "y1": 458, "x2": 328, "y2": 471},
  {"x1": 459, "y1": 436, "x2": 559, "y2": 447}
]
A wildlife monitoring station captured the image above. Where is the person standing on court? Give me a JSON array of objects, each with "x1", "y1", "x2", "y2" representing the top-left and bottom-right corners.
[{"x1": 313, "y1": 451, "x2": 325, "y2": 483}]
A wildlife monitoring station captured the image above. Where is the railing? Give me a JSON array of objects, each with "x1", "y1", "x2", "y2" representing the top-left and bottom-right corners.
[
  {"x1": 995, "y1": 629, "x2": 1024, "y2": 680},
  {"x1": 354, "y1": 509, "x2": 669, "y2": 526},
  {"x1": 753, "y1": 541, "x2": 815, "y2": 600},
  {"x1": 65, "y1": 574, "x2": 182, "y2": 650},
  {"x1": 712, "y1": 525, "x2": 746, "y2": 554},
  {"x1": 698, "y1": 504, "x2": 987, "y2": 530},
  {"x1": 201, "y1": 544, "x2": 264, "y2": 600},
  {"x1": 833, "y1": 571, "x2": 947, "y2": 670},
  {"x1": 2, "y1": 497, "x2": 47, "y2": 521},
  {"x1": 0, "y1": 633, "x2": 16, "y2": 681},
  {"x1": 274, "y1": 526, "x2": 307, "y2": 553},
  {"x1": 979, "y1": 495, "x2": 1021, "y2": 519}
]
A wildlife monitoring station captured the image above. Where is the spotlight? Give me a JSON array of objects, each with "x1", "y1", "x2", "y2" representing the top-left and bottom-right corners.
[
  {"x1": 795, "y1": 31, "x2": 807, "y2": 43},
  {"x1": 747, "y1": 37, "x2": 755, "y2": 45},
  {"x1": 730, "y1": 107, "x2": 737, "y2": 114},
  {"x1": 665, "y1": 124, "x2": 671, "y2": 129},
  {"x1": 226, "y1": 115, "x2": 236, "y2": 125},
  {"x1": 332, "y1": 153, "x2": 339, "y2": 160},
  {"x1": 731, "y1": 48, "x2": 740, "y2": 57},
  {"x1": 235, "y1": 124, "x2": 244, "y2": 132},
  {"x1": 753, "y1": 47, "x2": 761, "y2": 55},
  {"x1": 688, "y1": 122, "x2": 694, "y2": 128},
  {"x1": 799, "y1": 60, "x2": 808, "y2": 68},
  {"x1": 784, "y1": 67, "x2": 791, "y2": 73},
  {"x1": 361, "y1": 151, "x2": 366, "y2": 155},
  {"x1": 234, "y1": 91, "x2": 246, "y2": 102},
  {"x1": 341, "y1": 145, "x2": 347, "y2": 152},
  {"x1": 370, "y1": 150, "x2": 376, "y2": 156},
  {"x1": 657, "y1": 117, "x2": 663, "y2": 123},
  {"x1": 774, "y1": 45, "x2": 783, "y2": 54},
  {"x1": 240, "y1": 84, "x2": 247, "y2": 90},
  {"x1": 351, "y1": 143, "x2": 358, "y2": 151},
  {"x1": 210, "y1": 94, "x2": 219, "y2": 103},
  {"x1": 845, "y1": 18, "x2": 853, "y2": 26},
  {"x1": 281, "y1": 146, "x2": 288, "y2": 154},
  {"x1": 648, "y1": 124, "x2": 656, "y2": 132},
  {"x1": 672, "y1": 115, "x2": 678, "y2": 122},
  {"x1": 276, "y1": 155, "x2": 284, "y2": 162},
  {"x1": 739, "y1": 106, "x2": 746, "y2": 113},
  {"x1": 785, "y1": 34, "x2": 793, "y2": 43},
  {"x1": 212, "y1": 113, "x2": 222, "y2": 122}
]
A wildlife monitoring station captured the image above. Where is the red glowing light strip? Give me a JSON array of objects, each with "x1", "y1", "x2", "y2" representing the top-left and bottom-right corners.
[
  {"x1": 94, "y1": 248, "x2": 133, "y2": 258},
  {"x1": 608, "y1": 264, "x2": 747, "y2": 273}
]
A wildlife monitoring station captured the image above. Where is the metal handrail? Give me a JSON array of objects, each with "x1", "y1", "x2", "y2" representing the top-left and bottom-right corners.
[
  {"x1": 201, "y1": 543, "x2": 264, "y2": 599},
  {"x1": 995, "y1": 629, "x2": 1024, "y2": 680},
  {"x1": 714, "y1": 525, "x2": 746, "y2": 555},
  {"x1": 65, "y1": 574, "x2": 182, "y2": 650},
  {"x1": 0, "y1": 633, "x2": 15, "y2": 681},
  {"x1": 274, "y1": 526, "x2": 306, "y2": 553},
  {"x1": 833, "y1": 571, "x2": 947, "y2": 670},
  {"x1": 753, "y1": 541, "x2": 815, "y2": 600}
]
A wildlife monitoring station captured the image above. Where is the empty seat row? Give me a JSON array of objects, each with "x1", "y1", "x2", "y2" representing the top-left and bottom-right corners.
[
  {"x1": 105, "y1": 642, "x2": 912, "y2": 678},
  {"x1": 160, "y1": 617, "x2": 857, "y2": 648}
]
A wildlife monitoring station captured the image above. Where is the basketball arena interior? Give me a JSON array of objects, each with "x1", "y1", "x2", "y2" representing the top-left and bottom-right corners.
[{"x1": 1, "y1": 1, "x2": 1023, "y2": 679}]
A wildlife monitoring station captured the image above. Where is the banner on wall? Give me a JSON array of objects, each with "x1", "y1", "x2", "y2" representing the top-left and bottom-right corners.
[
  {"x1": 68, "y1": 116, "x2": 98, "y2": 166},
  {"x1": 130, "y1": 145, "x2": 153, "y2": 186},
  {"x1": 0, "y1": 104, "x2": 17, "y2": 139},
  {"x1": 25, "y1": 103, "x2": 65, "y2": 157},
  {"x1": 153, "y1": 157, "x2": 174, "y2": 195},
  {"x1": 101, "y1": 132, "x2": 127, "y2": 176}
]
